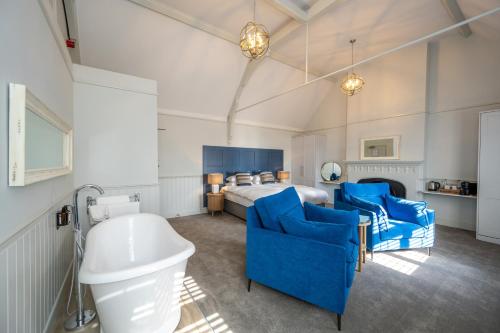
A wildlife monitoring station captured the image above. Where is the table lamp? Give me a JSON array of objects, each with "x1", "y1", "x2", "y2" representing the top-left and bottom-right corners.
[
  {"x1": 208, "y1": 173, "x2": 223, "y2": 193},
  {"x1": 277, "y1": 171, "x2": 290, "y2": 183}
]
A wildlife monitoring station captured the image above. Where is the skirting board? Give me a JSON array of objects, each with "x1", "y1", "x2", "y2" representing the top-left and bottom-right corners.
[
  {"x1": 43, "y1": 260, "x2": 73, "y2": 333},
  {"x1": 477, "y1": 234, "x2": 500, "y2": 246}
]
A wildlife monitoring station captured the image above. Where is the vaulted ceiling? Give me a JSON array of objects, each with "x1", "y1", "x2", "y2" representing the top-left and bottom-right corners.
[{"x1": 73, "y1": 0, "x2": 500, "y2": 130}]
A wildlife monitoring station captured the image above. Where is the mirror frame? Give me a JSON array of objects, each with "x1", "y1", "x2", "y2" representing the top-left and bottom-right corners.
[
  {"x1": 360, "y1": 135, "x2": 400, "y2": 160},
  {"x1": 9, "y1": 83, "x2": 73, "y2": 186},
  {"x1": 320, "y1": 161, "x2": 342, "y2": 181}
]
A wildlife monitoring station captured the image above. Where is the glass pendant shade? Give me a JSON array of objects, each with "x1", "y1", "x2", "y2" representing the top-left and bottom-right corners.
[
  {"x1": 240, "y1": 21, "x2": 270, "y2": 59},
  {"x1": 340, "y1": 73, "x2": 365, "y2": 96},
  {"x1": 341, "y1": 39, "x2": 365, "y2": 96}
]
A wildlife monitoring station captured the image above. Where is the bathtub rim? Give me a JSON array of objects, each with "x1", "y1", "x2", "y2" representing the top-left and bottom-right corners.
[{"x1": 79, "y1": 213, "x2": 195, "y2": 285}]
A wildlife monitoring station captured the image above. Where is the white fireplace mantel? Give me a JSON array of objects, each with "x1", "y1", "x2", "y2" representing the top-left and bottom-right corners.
[{"x1": 344, "y1": 160, "x2": 425, "y2": 200}]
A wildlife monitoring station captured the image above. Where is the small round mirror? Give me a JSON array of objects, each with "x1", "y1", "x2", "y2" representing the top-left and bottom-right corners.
[{"x1": 320, "y1": 162, "x2": 342, "y2": 181}]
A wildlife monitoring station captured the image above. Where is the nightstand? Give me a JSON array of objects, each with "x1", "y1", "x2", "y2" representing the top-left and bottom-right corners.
[{"x1": 207, "y1": 192, "x2": 224, "y2": 216}]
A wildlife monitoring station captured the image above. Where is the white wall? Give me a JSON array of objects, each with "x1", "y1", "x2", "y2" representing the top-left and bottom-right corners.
[
  {"x1": 73, "y1": 64, "x2": 160, "y2": 233},
  {"x1": 304, "y1": 31, "x2": 500, "y2": 231},
  {"x1": 423, "y1": 33, "x2": 500, "y2": 231},
  {"x1": 75, "y1": 0, "x2": 336, "y2": 131},
  {"x1": 0, "y1": 0, "x2": 75, "y2": 331},
  {"x1": 305, "y1": 44, "x2": 428, "y2": 163},
  {"x1": 345, "y1": 43, "x2": 428, "y2": 162},
  {"x1": 73, "y1": 65, "x2": 158, "y2": 187},
  {"x1": 158, "y1": 114, "x2": 294, "y2": 217},
  {"x1": 425, "y1": 33, "x2": 500, "y2": 181}
]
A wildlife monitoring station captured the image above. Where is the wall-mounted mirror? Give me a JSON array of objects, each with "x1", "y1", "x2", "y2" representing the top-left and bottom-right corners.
[
  {"x1": 360, "y1": 136, "x2": 400, "y2": 160},
  {"x1": 320, "y1": 162, "x2": 342, "y2": 181},
  {"x1": 9, "y1": 83, "x2": 72, "y2": 186}
]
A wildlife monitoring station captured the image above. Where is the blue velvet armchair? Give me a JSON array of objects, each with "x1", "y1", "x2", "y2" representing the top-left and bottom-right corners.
[
  {"x1": 246, "y1": 187, "x2": 360, "y2": 330},
  {"x1": 334, "y1": 182, "x2": 435, "y2": 256}
]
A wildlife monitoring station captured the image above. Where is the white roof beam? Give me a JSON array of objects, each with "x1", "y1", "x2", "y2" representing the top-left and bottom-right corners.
[
  {"x1": 440, "y1": 0, "x2": 472, "y2": 38},
  {"x1": 307, "y1": 0, "x2": 339, "y2": 19},
  {"x1": 265, "y1": 0, "x2": 308, "y2": 22}
]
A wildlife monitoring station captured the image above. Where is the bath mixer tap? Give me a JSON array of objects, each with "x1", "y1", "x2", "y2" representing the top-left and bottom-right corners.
[{"x1": 64, "y1": 184, "x2": 104, "y2": 331}]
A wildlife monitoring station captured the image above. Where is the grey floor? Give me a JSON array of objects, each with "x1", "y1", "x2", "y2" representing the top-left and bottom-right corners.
[{"x1": 169, "y1": 213, "x2": 500, "y2": 333}]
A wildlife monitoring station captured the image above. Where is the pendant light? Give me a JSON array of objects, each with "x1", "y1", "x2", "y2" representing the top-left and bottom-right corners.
[
  {"x1": 240, "y1": 0, "x2": 270, "y2": 59},
  {"x1": 340, "y1": 39, "x2": 365, "y2": 96}
]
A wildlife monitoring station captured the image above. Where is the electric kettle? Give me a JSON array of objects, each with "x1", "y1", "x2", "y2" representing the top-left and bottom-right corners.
[{"x1": 428, "y1": 181, "x2": 441, "y2": 191}]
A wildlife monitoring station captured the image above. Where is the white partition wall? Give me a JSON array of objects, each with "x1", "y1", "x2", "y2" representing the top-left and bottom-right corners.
[
  {"x1": 73, "y1": 64, "x2": 160, "y2": 234},
  {"x1": 477, "y1": 110, "x2": 500, "y2": 245}
]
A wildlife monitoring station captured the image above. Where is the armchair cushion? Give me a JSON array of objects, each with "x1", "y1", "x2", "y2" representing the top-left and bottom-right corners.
[
  {"x1": 254, "y1": 187, "x2": 305, "y2": 232},
  {"x1": 385, "y1": 195, "x2": 430, "y2": 228},
  {"x1": 303, "y1": 202, "x2": 360, "y2": 245},
  {"x1": 380, "y1": 219, "x2": 427, "y2": 240},
  {"x1": 278, "y1": 215, "x2": 352, "y2": 248}
]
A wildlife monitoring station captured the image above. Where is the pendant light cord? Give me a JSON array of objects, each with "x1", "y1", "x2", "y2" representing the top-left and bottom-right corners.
[{"x1": 253, "y1": 0, "x2": 256, "y2": 21}]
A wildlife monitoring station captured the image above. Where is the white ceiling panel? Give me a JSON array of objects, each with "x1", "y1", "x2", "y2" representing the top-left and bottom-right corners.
[{"x1": 155, "y1": 0, "x2": 291, "y2": 35}]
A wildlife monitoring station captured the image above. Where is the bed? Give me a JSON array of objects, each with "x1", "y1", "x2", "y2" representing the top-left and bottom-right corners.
[
  {"x1": 202, "y1": 145, "x2": 328, "y2": 220},
  {"x1": 222, "y1": 183, "x2": 329, "y2": 220}
]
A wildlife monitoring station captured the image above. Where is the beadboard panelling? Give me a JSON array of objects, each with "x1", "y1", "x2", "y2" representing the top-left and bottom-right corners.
[
  {"x1": 159, "y1": 176, "x2": 206, "y2": 218},
  {"x1": 78, "y1": 184, "x2": 160, "y2": 235},
  {"x1": 0, "y1": 195, "x2": 73, "y2": 333}
]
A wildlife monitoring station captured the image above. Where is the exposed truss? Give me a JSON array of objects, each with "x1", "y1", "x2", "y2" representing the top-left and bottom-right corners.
[
  {"x1": 126, "y1": 0, "x2": 340, "y2": 143},
  {"x1": 440, "y1": 0, "x2": 472, "y2": 38},
  {"x1": 234, "y1": 6, "x2": 500, "y2": 114}
]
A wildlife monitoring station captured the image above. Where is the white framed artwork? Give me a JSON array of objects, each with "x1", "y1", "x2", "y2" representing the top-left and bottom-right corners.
[
  {"x1": 360, "y1": 136, "x2": 400, "y2": 160},
  {"x1": 9, "y1": 83, "x2": 73, "y2": 186}
]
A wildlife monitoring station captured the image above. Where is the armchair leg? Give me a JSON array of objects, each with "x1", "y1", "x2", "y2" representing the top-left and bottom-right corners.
[
  {"x1": 427, "y1": 247, "x2": 431, "y2": 256},
  {"x1": 337, "y1": 314, "x2": 342, "y2": 331},
  {"x1": 370, "y1": 250, "x2": 374, "y2": 260},
  {"x1": 247, "y1": 279, "x2": 252, "y2": 292}
]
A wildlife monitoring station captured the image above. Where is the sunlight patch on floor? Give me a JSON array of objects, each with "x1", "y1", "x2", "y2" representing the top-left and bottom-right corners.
[
  {"x1": 393, "y1": 250, "x2": 429, "y2": 263},
  {"x1": 174, "y1": 276, "x2": 232, "y2": 333},
  {"x1": 373, "y1": 253, "x2": 420, "y2": 275}
]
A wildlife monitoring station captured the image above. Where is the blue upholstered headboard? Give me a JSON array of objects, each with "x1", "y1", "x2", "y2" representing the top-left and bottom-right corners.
[{"x1": 202, "y1": 145, "x2": 284, "y2": 207}]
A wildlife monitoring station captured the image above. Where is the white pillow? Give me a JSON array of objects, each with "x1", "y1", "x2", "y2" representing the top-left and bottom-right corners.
[
  {"x1": 252, "y1": 175, "x2": 261, "y2": 185},
  {"x1": 226, "y1": 175, "x2": 236, "y2": 183}
]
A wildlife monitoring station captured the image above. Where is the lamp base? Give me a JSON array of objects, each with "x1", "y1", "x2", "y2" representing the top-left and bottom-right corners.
[{"x1": 211, "y1": 184, "x2": 220, "y2": 193}]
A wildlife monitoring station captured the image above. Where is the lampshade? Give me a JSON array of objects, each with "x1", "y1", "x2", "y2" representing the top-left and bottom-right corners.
[
  {"x1": 277, "y1": 171, "x2": 290, "y2": 180},
  {"x1": 240, "y1": 21, "x2": 270, "y2": 59},
  {"x1": 208, "y1": 173, "x2": 223, "y2": 185},
  {"x1": 340, "y1": 39, "x2": 365, "y2": 96}
]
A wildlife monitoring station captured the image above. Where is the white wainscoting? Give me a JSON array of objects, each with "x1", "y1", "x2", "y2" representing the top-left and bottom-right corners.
[
  {"x1": 78, "y1": 184, "x2": 160, "y2": 235},
  {"x1": 0, "y1": 194, "x2": 74, "y2": 333},
  {"x1": 159, "y1": 176, "x2": 206, "y2": 218}
]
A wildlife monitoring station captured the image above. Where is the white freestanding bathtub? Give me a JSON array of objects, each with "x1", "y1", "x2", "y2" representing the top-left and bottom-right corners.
[{"x1": 79, "y1": 213, "x2": 195, "y2": 333}]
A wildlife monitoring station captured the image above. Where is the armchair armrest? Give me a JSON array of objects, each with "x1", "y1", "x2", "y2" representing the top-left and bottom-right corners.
[
  {"x1": 385, "y1": 195, "x2": 432, "y2": 228},
  {"x1": 336, "y1": 199, "x2": 388, "y2": 232}
]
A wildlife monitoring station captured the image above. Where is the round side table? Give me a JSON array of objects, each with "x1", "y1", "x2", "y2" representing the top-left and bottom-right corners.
[{"x1": 358, "y1": 216, "x2": 372, "y2": 272}]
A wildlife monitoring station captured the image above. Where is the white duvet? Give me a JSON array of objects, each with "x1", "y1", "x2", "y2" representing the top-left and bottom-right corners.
[{"x1": 222, "y1": 183, "x2": 329, "y2": 206}]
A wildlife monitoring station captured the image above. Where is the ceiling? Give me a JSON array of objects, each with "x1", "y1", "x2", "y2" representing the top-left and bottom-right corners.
[
  {"x1": 73, "y1": 0, "x2": 500, "y2": 130},
  {"x1": 141, "y1": 0, "x2": 500, "y2": 76}
]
